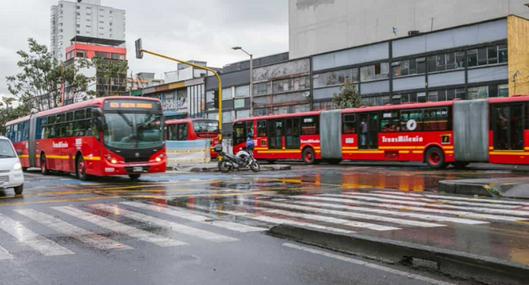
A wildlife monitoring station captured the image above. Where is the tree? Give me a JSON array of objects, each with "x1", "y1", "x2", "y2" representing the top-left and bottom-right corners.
[
  {"x1": 6, "y1": 38, "x2": 92, "y2": 112},
  {"x1": 92, "y1": 57, "x2": 128, "y2": 97},
  {"x1": 332, "y1": 81, "x2": 362, "y2": 109}
]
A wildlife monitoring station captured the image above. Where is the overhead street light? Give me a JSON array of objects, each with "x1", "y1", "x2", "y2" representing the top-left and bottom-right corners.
[{"x1": 232, "y1": 46, "x2": 254, "y2": 117}]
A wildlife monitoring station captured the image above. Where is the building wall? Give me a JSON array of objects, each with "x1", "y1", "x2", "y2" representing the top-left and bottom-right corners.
[
  {"x1": 508, "y1": 16, "x2": 529, "y2": 96},
  {"x1": 51, "y1": 0, "x2": 126, "y2": 61},
  {"x1": 289, "y1": 0, "x2": 529, "y2": 59}
]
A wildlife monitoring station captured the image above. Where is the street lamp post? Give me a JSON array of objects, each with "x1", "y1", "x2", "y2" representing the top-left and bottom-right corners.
[{"x1": 232, "y1": 47, "x2": 253, "y2": 117}]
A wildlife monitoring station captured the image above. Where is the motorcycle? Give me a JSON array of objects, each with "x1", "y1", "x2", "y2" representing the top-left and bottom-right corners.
[{"x1": 214, "y1": 145, "x2": 261, "y2": 173}]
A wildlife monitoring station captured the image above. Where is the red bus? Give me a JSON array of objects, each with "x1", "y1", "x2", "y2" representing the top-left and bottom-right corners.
[
  {"x1": 233, "y1": 96, "x2": 529, "y2": 168},
  {"x1": 164, "y1": 118, "x2": 220, "y2": 159},
  {"x1": 5, "y1": 96, "x2": 166, "y2": 180}
]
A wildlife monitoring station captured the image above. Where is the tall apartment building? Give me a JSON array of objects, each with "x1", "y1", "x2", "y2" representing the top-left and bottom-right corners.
[{"x1": 50, "y1": 0, "x2": 126, "y2": 61}]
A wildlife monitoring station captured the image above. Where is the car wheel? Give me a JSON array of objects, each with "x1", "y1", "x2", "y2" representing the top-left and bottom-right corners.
[{"x1": 14, "y1": 184, "x2": 23, "y2": 195}]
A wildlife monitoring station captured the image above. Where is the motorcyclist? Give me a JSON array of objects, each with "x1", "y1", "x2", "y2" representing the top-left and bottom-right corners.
[{"x1": 246, "y1": 134, "x2": 255, "y2": 155}]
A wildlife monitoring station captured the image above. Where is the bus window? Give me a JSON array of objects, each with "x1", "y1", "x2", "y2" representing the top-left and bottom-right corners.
[
  {"x1": 343, "y1": 114, "x2": 356, "y2": 134},
  {"x1": 302, "y1": 116, "x2": 318, "y2": 135},
  {"x1": 380, "y1": 111, "x2": 400, "y2": 133},
  {"x1": 400, "y1": 110, "x2": 423, "y2": 132},
  {"x1": 423, "y1": 108, "x2": 450, "y2": 131},
  {"x1": 176, "y1": 124, "x2": 188, "y2": 141},
  {"x1": 285, "y1": 118, "x2": 301, "y2": 149},
  {"x1": 233, "y1": 122, "x2": 246, "y2": 146},
  {"x1": 257, "y1": 120, "x2": 267, "y2": 137},
  {"x1": 268, "y1": 120, "x2": 283, "y2": 149}
]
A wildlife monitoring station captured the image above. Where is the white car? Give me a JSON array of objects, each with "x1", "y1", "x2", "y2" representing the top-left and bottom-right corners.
[{"x1": 0, "y1": 136, "x2": 24, "y2": 194}]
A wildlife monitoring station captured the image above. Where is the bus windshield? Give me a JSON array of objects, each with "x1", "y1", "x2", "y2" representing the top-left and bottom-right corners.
[
  {"x1": 103, "y1": 112, "x2": 163, "y2": 150},
  {"x1": 193, "y1": 120, "x2": 219, "y2": 134}
]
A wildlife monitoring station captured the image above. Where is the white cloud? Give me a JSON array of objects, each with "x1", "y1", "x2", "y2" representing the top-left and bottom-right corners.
[{"x1": 0, "y1": 0, "x2": 288, "y2": 94}]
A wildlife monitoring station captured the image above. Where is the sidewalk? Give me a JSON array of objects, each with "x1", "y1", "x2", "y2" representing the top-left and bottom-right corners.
[{"x1": 168, "y1": 162, "x2": 291, "y2": 173}]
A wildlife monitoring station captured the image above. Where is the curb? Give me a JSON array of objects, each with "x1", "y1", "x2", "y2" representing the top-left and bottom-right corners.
[
  {"x1": 189, "y1": 164, "x2": 291, "y2": 173},
  {"x1": 268, "y1": 224, "x2": 529, "y2": 285},
  {"x1": 438, "y1": 180, "x2": 498, "y2": 197}
]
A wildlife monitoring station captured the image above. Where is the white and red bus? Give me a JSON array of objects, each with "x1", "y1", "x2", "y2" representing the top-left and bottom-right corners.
[
  {"x1": 233, "y1": 96, "x2": 529, "y2": 168},
  {"x1": 164, "y1": 118, "x2": 220, "y2": 158},
  {"x1": 5, "y1": 96, "x2": 166, "y2": 180}
]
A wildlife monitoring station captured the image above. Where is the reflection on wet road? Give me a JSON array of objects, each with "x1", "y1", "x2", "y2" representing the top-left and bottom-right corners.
[{"x1": 0, "y1": 164, "x2": 528, "y2": 284}]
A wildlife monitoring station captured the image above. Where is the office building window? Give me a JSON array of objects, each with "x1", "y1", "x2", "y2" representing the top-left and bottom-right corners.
[
  {"x1": 313, "y1": 69, "x2": 358, "y2": 88},
  {"x1": 360, "y1": 62, "x2": 389, "y2": 82},
  {"x1": 254, "y1": 82, "x2": 270, "y2": 96},
  {"x1": 392, "y1": 57, "x2": 426, "y2": 77},
  {"x1": 468, "y1": 44, "x2": 507, "y2": 67}
]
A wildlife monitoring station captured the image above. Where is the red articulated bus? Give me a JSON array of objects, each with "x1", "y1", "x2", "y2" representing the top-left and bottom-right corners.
[
  {"x1": 233, "y1": 96, "x2": 529, "y2": 168},
  {"x1": 5, "y1": 96, "x2": 166, "y2": 180},
  {"x1": 164, "y1": 118, "x2": 220, "y2": 158}
]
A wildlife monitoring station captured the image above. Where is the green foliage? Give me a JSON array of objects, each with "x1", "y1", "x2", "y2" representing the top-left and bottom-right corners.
[
  {"x1": 0, "y1": 97, "x2": 32, "y2": 134},
  {"x1": 5, "y1": 38, "x2": 93, "y2": 112},
  {"x1": 92, "y1": 57, "x2": 128, "y2": 97},
  {"x1": 332, "y1": 81, "x2": 362, "y2": 109}
]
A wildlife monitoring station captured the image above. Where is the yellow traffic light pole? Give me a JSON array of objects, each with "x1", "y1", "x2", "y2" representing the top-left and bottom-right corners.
[{"x1": 139, "y1": 49, "x2": 223, "y2": 142}]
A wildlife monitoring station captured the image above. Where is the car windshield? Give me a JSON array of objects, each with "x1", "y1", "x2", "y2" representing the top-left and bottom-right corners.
[
  {"x1": 103, "y1": 112, "x2": 163, "y2": 150},
  {"x1": 193, "y1": 120, "x2": 219, "y2": 133},
  {"x1": 0, "y1": 140, "x2": 17, "y2": 158}
]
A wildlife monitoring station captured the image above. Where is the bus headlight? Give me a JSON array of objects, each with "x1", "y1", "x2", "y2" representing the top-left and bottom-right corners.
[
  {"x1": 13, "y1": 162, "x2": 22, "y2": 171},
  {"x1": 111, "y1": 159, "x2": 118, "y2": 164}
]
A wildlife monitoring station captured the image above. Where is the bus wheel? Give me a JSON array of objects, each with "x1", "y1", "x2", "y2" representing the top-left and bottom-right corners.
[
  {"x1": 76, "y1": 156, "x2": 88, "y2": 181},
  {"x1": 40, "y1": 155, "x2": 49, "y2": 175},
  {"x1": 302, "y1": 148, "x2": 316, "y2": 165},
  {"x1": 129, "y1": 174, "x2": 141, "y2": 181},
  {"x1": 425, "y1": 147, "x2": 447, "y2": 169}
]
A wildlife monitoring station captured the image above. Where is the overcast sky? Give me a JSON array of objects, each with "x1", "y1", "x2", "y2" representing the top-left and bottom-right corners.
[{"x1": 0, "y1": 0, "x2": 289, "y2": 99}]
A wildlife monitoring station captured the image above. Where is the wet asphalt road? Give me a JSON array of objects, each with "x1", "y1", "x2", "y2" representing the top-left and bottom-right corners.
[{"x1": 0, "y1": 164, "x2": 528, "y2": 285}]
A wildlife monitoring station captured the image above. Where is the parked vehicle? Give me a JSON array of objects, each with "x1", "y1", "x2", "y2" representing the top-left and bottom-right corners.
[
  {"x1": 214, "y1": 145, "x2": 260, "y2": 173},
  {"x1": 0, "y1": 136, "x2": 24, "y2": 194}
]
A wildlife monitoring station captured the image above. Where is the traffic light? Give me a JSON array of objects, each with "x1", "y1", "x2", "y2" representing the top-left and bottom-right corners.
[
  {"x1": 135, "y1": 39, "x2": 143, "y2": 59},
  {"x1": 213, "y1": 90, "x2": 219, "y2": 109}
]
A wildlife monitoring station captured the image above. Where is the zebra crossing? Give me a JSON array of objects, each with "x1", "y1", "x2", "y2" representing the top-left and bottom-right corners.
[{"x1": 0, "y1": 190, "x2": 528, "y2": 260}]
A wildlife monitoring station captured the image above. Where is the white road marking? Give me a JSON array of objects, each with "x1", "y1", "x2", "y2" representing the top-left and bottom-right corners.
[
  {"x1": 293, "y1": 195, "x2": 521, "y2": 222},
  {"x1": 16, "y1": 209, "x2": 131, "y2": 251},
  {"x1": 324, "y1": 194, "x2": 529, "y2": 217},
  {"x1": 53, "y1": 206, "x2": 184, "y2": 247},
  {"x1": 0, "y1": 213, "x2": 74, "y2": 256},
  {"x1": 283, "y1": 243, "x2": 454, "y2": 285},
  {"x1": 0, "y1": 245, "x2": 13, "y2": 260},
  {"x1": 188, "y1": 204, "x2": 355, "y2": 235},
  {"x1": 252, "y1": 206, "x2": 399, "y2": 231},
  {"x1": 249, "y1": 199, "x2": 443, "y2": 228},
  {"x1": 90, "y1": 204, "x2": 237, "y2": 242},
  {"x1": 373, "y1": 191, "x2": 529, "y2": 206},
  {"x1": 122, "y1": 202, "x2": 265, "y2": 233},
  {"x1": 346, "y1": 192, "x2": 518, "y2": 209}
]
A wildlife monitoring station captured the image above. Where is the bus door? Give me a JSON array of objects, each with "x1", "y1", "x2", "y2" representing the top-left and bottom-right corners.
[
  {"x1": 492, "y1": 104, "x2": 524, "y2": 150},
  {"x1": 268, "y1": 120, "x2": 284, "y2": 150},
  {"x1": 285, "y1": 118, "x2": 301, "y2": 149},
  {"x1": 358, "y1": 112, "x2": 379, "y2": 149}
]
